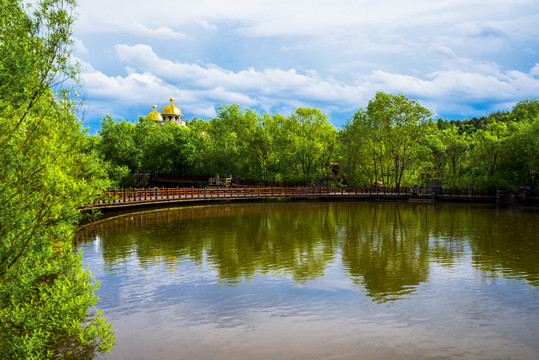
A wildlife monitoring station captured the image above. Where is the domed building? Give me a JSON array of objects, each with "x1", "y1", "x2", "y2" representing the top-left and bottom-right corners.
[
  {"x1": 146, "y1": 98, "x2": 186, "y2": 126},
  {"x1": 146, "y1": 105, "x2": 163, "y2": 122}
]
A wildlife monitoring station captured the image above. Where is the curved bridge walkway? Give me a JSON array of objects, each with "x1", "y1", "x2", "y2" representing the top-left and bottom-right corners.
[{"x1": 84, "y1": 186, "x2": 495, "y2": 211}]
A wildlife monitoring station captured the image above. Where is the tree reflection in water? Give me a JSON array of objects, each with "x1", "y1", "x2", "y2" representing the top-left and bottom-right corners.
[{"x1": 78, "y1": 202, "x2": 539, "y2": 301}]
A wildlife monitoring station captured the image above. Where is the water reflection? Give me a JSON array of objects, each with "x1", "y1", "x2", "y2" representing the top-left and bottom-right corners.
[
  {"x1": 467, "y1": 208, "x2": 539, "y2": 284},
  {"x1": 340, "y1": 203, "x2": 430, "y2": 301},
  {"x1": 78, "y1": 202, "x2": 539, "y2": 300}
]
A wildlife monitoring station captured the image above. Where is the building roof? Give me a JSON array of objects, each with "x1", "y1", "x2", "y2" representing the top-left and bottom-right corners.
[
  {"x1": 146, "y1": 105, "x2": 163, "y2": 121},
  {"x1": 162, "y1": 97, "x2": 182, "y2": 116}
]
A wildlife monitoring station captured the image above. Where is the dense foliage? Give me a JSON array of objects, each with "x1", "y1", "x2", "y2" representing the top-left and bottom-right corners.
[
  {"x1": 97, "y1": 95, "x2": 538, "y2": 191},
  {"x1": 0, "y1": 0, "x2": 114, "y2": 358},
  {"x1": 1, "y1": 0, "x2": 534, "y2": 358}
]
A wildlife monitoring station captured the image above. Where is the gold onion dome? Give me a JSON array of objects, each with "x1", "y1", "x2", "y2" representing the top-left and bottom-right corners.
[
  {"x1": 162, "y1": 97, "x2": 182, "y2": 115},
  {"x1": 146, "y1": 105, "x2": 162, "y2": 121}
]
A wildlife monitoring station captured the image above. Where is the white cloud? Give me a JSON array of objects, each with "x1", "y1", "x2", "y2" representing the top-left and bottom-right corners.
[
  {"x1": 76, "y1": 17, "x2": 186, "y2": 40},
  {"x1": 72, "y1": 37, "x2": 88, "y2": 54},
  {"x1": 76, "y1": 0, "x2": 538, "y2": 41},
  {"x1": 73, "y1": 0, "x2": 539, "y2": 127},
  {"x1": 195, "y1": 20, "x2": 217, "y2": 31},
  {"x1": 132, "y1": 24, "x2": 186, "y2": 40},
  {"x1": 78, "y1": 43, "x2": 539, "y2": 126},
  {"x1": 111, "y1": 44, "x2": 371, "y2": 107},
  {"x1": 193, "y1": 106, "x2": 217, "y2": 118}
]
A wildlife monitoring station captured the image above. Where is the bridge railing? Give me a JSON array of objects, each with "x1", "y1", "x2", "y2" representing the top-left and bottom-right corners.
[
  {"x1": 97, "y1": 186, "x2": 336, "y2": 205},
  {"x1": 91, "y1": 186, "x2": 493, "y2": 207}
]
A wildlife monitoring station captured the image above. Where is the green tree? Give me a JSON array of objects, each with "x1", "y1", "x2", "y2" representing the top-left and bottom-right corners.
[
  {"x1": 141, "y1": 121, "x2": 192, "y2": 174},
  {"x1": 342, "y1": 93, "x2": 433, "y2": 188},
  {"x1": 337, "y1": 109, "x2": 373, "y2": 186},
  {"x1": 251, "y1": 114, "x2": 279, "y2": 182},
  {"x1": 97, "y1": 116, "x2": 195, "y2": 178},
  {"x1": 497, "y1": 119, "x2": 539, "y2": 189},
  {"x1": 471, "y1": 122, "x2": 508, "y2": 188},
  {"x1": 264, "y1": 113, "x2": 289, "y2": 182},
  {"x1": 86, "y1": 133, "x2": 130, "y2": 188},
  {"x1": 280, "y1": 108, "x2": 337, "y2": 183},
  {"x1": 419, "y1": 132, "x2": 447, "y2": 179},
  {"x1": 204, "y1": 105, "x2": 247, "y2": 176},
  {"x1": 441, "y1": 125, "x2": 471, "y2": 188},
  {"x1": 185, "y1": 118, "x2": 212, "y2": 176},
  {"x1": 366, "y1": 92, "x2": 433, "y2": 189},
  {"x1": 510, "y1": 98, "x2": 539, "y2": 122},
  {"x1": 98, "y1": 115, "x2": 142, "y2": 172},
  {"x1": 0, "y1": 0, "x2": 115, "y2": 358}
]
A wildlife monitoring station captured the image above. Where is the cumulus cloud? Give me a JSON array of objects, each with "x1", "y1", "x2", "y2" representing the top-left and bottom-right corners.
[
  {"x1": 72, "y1": 37, "x2": 88, "y2": 54},
  {"x1": 195, "y1": 20, "x2": 217, "y2": 31},
  {"x1": 76, "y1": 0, "x2": 538, "y2": 41},
  {"x1": 111, "y1": 44, "x2": 372, "y2": 107},
  {"x1": 76, "y1": 17, "x2": 186, "y2": 40},
  {"x1": 78, "y1": 43, "x2": 539, "y2": 128},
  {"x1": 73, "y1": 0, "x2": 539, "y2": 128}
]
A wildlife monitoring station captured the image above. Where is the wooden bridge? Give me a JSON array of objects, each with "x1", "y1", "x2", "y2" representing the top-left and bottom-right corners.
[{"x1": 84, "y1": 186, "x2": 497, "y2": 211}]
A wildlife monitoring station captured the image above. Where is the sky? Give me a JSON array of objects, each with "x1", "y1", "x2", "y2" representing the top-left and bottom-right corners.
[{"x1": 70, "y1": 0, "x2": 539, "y2": 131}]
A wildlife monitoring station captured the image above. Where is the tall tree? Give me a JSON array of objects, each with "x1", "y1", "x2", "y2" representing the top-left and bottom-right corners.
[
  {"x1": 0, "y1": 0, "x2": 114, "y2": 358},
  {"x1": 141, "y1": 120, "x2": 192, "y2": 174},
  {"x1": 471, "y1": 122, "x2": 508, "y2": 188},
  {"x1": 281, "y1": 108, "x2": 337, "y2": 183},
  {"x1": 511, "y1": 98, "x2": 539, "y2": 122},
  {"x1": 366, "y1": 92, "x2": 433, "y2": 189},
  {"x1": 441, "y1": 125, "x2": 470, "y2": 187},
  {"x1": 337, "y1": 109, "x2": 373, "y2": 186},
  {"x1": 99, "y1": 115, "x2": 142, "y2": 172}
]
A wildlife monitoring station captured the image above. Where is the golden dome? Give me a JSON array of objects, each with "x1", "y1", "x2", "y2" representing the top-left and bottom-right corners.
[
  {"x1": 146, "y1": 105, "x2": 162, "y2": 121},
  {"x1": 162, "y1": 97, "x2": 182, "y2": 115}
]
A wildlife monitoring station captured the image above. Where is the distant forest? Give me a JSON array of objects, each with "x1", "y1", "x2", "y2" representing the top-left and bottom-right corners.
[{"x1": 94, "y1": 94, "x2": 539, "y2": 191}]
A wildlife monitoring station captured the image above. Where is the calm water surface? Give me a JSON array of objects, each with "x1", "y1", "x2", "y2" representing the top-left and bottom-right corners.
[{"x1": 77, "y1": 202, "x2": 539, "y2": 360}]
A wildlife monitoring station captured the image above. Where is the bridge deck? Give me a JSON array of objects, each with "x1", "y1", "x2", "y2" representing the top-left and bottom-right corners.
[{"x1": 83, "y1": 187, "x2": 496, "y2": 211}]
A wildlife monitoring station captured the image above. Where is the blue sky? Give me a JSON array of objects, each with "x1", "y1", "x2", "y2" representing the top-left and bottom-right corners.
[{"x1": 71, "y1": 0, "x2": 539, "y2": 131}]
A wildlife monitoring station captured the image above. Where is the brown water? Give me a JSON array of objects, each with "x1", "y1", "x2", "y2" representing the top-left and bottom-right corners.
[{"x1": 77, "y1": 201, "x2": 539, "y2": 360}]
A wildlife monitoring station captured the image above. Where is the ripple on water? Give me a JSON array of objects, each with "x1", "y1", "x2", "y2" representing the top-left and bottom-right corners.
[{"x1": 79, "y1": 202, "x2": 539, "y2": 360}]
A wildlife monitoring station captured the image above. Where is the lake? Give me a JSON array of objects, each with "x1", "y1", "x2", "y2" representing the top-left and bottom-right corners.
[{"x1": 77, "y1": 201, "x2": 539, "y2": 360}]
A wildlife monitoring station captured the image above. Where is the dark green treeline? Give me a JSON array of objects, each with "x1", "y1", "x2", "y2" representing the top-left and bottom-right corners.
[{"x1": 95, "y1": 95, "x2": 539, "y2": 191}]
